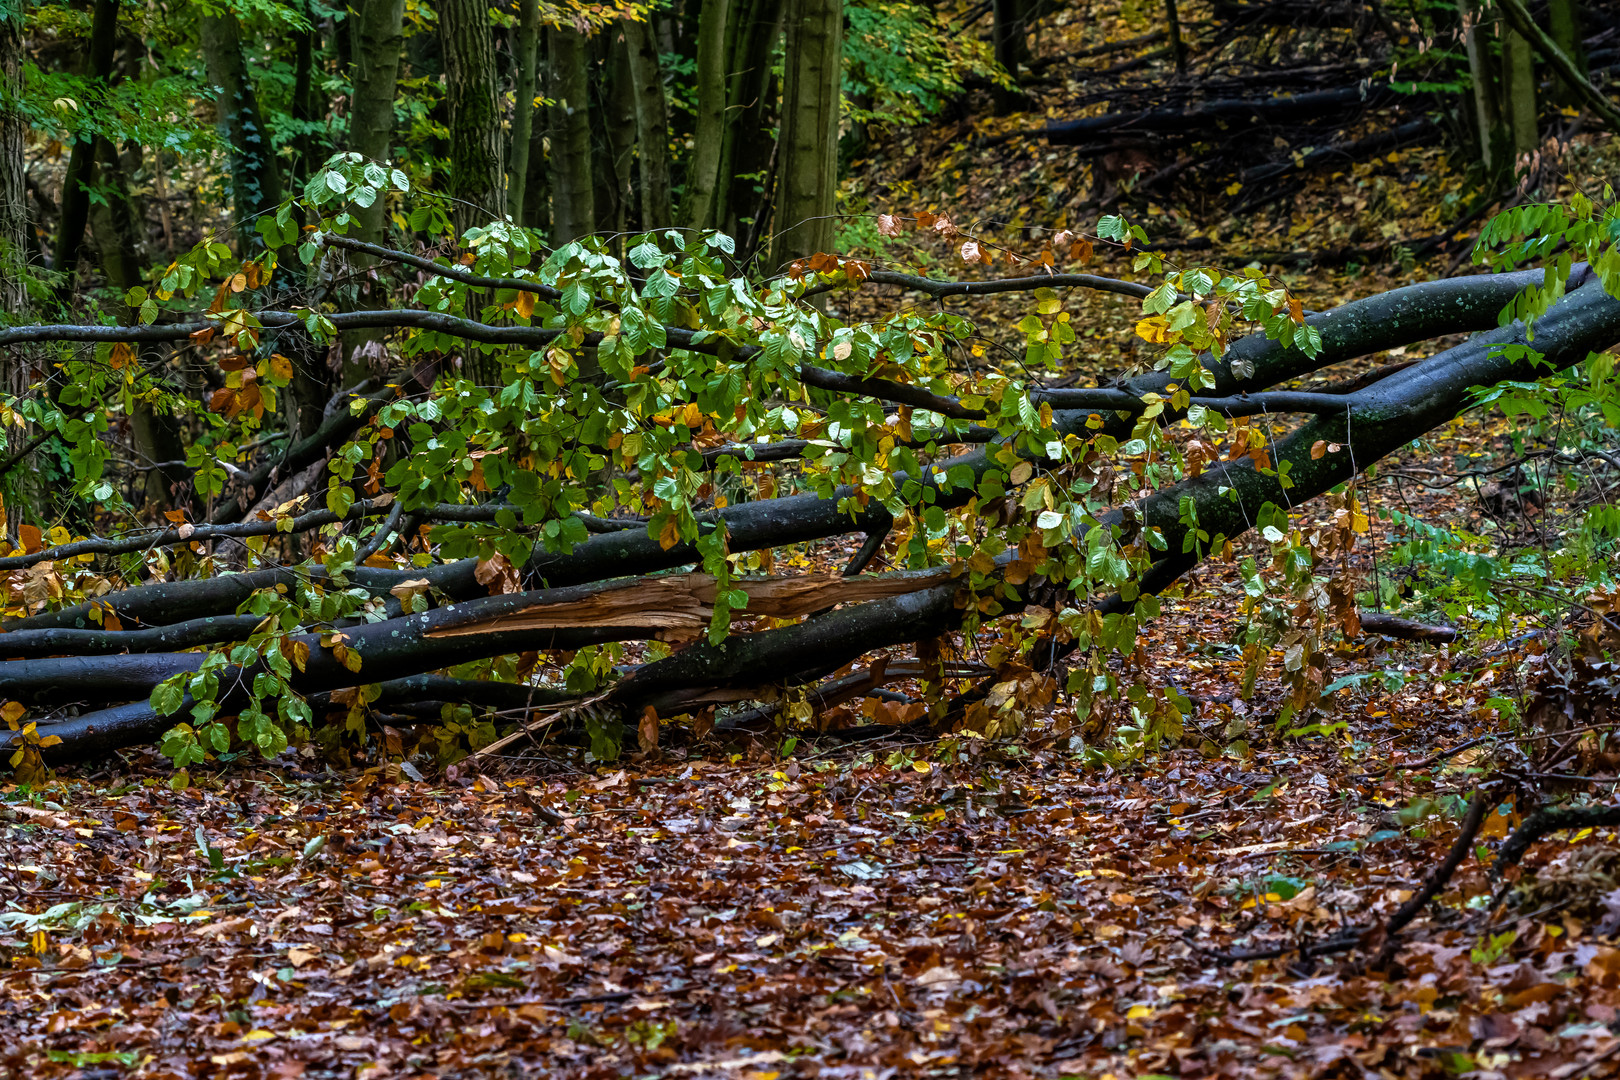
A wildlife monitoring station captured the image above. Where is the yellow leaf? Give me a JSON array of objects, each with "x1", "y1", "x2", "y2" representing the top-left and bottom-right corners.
[
  {"x1": 1134, "y1": 316, "x2": 1172, "y2": 344},
  {"x1": 514, "y1": 290, "x2": 537, "y2": 320}
]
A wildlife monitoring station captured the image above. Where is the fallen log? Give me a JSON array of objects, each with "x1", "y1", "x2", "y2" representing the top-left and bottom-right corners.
[
  {"x1": 1356, "y1": 612, "x2": 1459, "y2": 644},
  {"x1": 1043, "y1": 84, "x2": 1413, "y2": 146}
]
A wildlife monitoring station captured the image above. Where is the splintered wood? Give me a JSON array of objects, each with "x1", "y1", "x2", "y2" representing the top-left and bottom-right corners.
[{"x1": 423, "y1": 569, "x2": 954, "y2": 640}]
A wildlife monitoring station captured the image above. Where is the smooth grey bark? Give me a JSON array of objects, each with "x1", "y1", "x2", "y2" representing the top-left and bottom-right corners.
[
  {"x1": 507, "y1": 0, "x2": 541, "y2": 220},
  {"x1": 770, "y1": 0, "x2": 842, "y2": 270},
  {"x1": 680, "y1": 0, "x2": 733, "y2": 229}
]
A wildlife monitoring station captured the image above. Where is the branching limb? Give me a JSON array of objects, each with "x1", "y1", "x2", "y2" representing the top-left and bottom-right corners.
[{"x1": 313, "y1": 234, "x2": 564, "y2": 299}]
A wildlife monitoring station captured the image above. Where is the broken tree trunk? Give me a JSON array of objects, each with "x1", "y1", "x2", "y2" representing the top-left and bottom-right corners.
[{"x1": 15, "y1": 272, "x2": 1620, "y2": 764}]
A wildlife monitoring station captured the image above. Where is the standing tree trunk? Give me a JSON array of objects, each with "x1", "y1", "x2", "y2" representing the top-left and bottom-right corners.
[
  {"x1": 623, "y1": 18, "x2": 672, "y2": 230},
  {"x1": 54, "y1": 0, "x2": 119, "y2": 299},
  {"x1": 602, "y1": 33, "x2": 639, "y2": 238},
  {"x1": 723, "y1": 0, "x2": 782, "y2": 245},
  {"x1": 1164, "y1": 0, "x2": 1186, "y2": 74},
  {"x1": 200, "y1": 10, "x2": 285, "y2": 233},
  {"x1": 90, "y1": 138, "x2": 189, "y2": 515},
  {"x1": 991, "y1": 0, "x2": 1028, "y2": 114},
  {"x1": 438, "y1": 0, "x2": 504, "y2": 233},
  {"x1": 349, "y1": 0, "x2": 405, "y2": 243},
  {"x1": 770, "y1": 0, "x2": 841, "y2": 271},
  {"x1": 1503, "y1": 28, "x2": 1539, "y2": 164},
  {"x1": 289, "y1": 0, "x2": 319, "y2": 187},
  {"x1": 343, "y1": 0, "x2": 407, "y2": 388},
  {"x1": 1547, "y1": 0, "x2": 1586, "y2": 108},
  {"x1": 507, "y1": 0, "x2": 541, "y2": 220},
  {"x1": 548, "y1": 26, "x2": 596, "y2": 244},
  {"x1": 1462, "y1": 0, "x2": 1507, "y2": 173},
  {"x1": 0, "y1": 0, "x2": 26, "y2": 540},
  {"x1": 680, "y1": 0, "x2": 732, "y2": 229}
]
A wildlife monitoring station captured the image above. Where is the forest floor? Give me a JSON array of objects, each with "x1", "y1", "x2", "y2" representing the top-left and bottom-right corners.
[
  {"x1": 3, "y1": 419, "x2": 1616, "y2": 1079},
  {"x1": 8, "y1": 8, "x2": 1620, "y2": 1079},
  {"x1": 2, "y1": 645, "x2": 1615, "y2": 1080}
]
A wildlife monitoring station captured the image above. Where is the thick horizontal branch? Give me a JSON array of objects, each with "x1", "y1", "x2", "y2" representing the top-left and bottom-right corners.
[
  {"x1": 1, "y1": 270, "x2": 1578, "y2": 639},
  {"x1": 1042, "y1": 84, "x2": 1411, "y2": 145},
  {"x1": 858, "y1": 270, "x2": 1156, "y2": 303},
  {"x1": 0, "y1": 614, "x2": 267, "y2": 660},
  {"x1": 26, "y1": 281, "x2": 1620, "y2": 762},
  {"x1": 0, "y1": 498, "x2": 395, "y2": 572},
  {"x1": 1034, "y1": 387, "x2": 1356, "y2": 416},
  {"x1": 314, "y1": 234, "x2": 565, "y2": 299}
]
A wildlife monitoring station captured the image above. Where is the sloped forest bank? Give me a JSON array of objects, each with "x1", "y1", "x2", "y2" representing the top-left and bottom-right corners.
[{"x1": 1, "y1": 0, "x2": 1619, "y2": 1074}]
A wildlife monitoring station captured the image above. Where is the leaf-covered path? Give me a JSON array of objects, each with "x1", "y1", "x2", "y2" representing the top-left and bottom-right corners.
[{"x1": 6, "y1": 704, "x2": 1619, "y2": 1079}]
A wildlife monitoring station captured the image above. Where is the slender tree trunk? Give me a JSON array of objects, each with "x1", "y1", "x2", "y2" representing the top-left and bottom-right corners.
[
  {"x1": 1462, "y1": 0, "x2": 1506, "y2": 173},
  {"x1": 54, "y1": 0, "x2": 119, "y2": 297},
  {"x1": 290, "y1": 0, "x2": 318, "y2": 186},
  {"x1": 547, "y1": 26, "x2": 596, "y2": 244},
  {"x1": 1164, "y1": 0, "x2": 1186, "y2": 74},
  {"x1": 1503, "y1": 28, "x2": 1539, "y2": 163},
  {"x1": 438, "y1": 0, "x2": 504, "y2": 233},
  {"x1": 0, "y1": 1, "x2": 29, "y2": 539},
  {"x1": 603, "y1": 33, "x2": 638, "y2": 237},
  {"x1": 344, "y1": 0, "x2": 406, "y2": 388},
  {"x1": 521, "y1": 106, "x2": 550, "y2": 232},
  {"x1": 770, "y1": 0, "x2": 842, "y2": 271},
  {"x1": 350, "y1": 0, "x2": 408, "y2": 231},
  {"x1": 991, "y1": 0, "x2": 1026, "y2": 113},
  {"x1": 507, "y1": 0, "x2": 541, "y2": 220},
  {"x1": 681, "y1": 0, "x2": 732, "y2": 229},
  {"x1": 623, "y1": 18, "x2": 672, "y2": 230},
  {"x1": 1547, "y1": 0, "x2": 1585, "y2": 107},
  {"x1": 90, "y1": 139, "x2": 188, "y2": 515},
  {"x1": 201, "y1": 10, "x2": 285, "y2": 233},
  {"x1": 723, "y1": 0, "x2": 782, "y2": 242}
]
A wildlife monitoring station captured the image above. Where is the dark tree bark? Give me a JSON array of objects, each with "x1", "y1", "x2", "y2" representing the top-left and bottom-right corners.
[
  {"x1": 547, "y1": 25, "x2": 596, "y2": 244},
  {"x1": 601, "y1": 31, "x2": 639, "y2": 238},
  {"x1": 438, "y1": 0, "x2": 505, "y2": 233},
  {"x1": 53, "y1": 0, "x2": 119, "y2": 296},
  {"x1": 771, "y1": 0, "x2": 842, "y2": 270},
  {"x1": 200, "y1": 9, "x2": 285, "y2": 230},
  {"x1": 623, "y1": 17, "x2": 672, "y2": 230},
  {"x1": 289, "y1": 0, "x2": 319, "y2": 186},
  {"x1": 1, "y1": 0, "x2": 32, "y2": 540},
  {"x1": 342, "y1": 0, "x2": 407, "y2": 388},
  {"x1": 723, "y1": 0, "x2": 782, "y2": 246}
]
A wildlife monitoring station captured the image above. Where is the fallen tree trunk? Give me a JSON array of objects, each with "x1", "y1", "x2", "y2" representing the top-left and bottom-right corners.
[
  {"x1": 1043, "y1": 84, "x2": 1415, "y2": 145},
  {"x1": 3, "y1": 266, "x2": 1564, "y2": 638},
  {"x1": 20, "y1": 274, "x2": 1620, "y2": 763}
]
